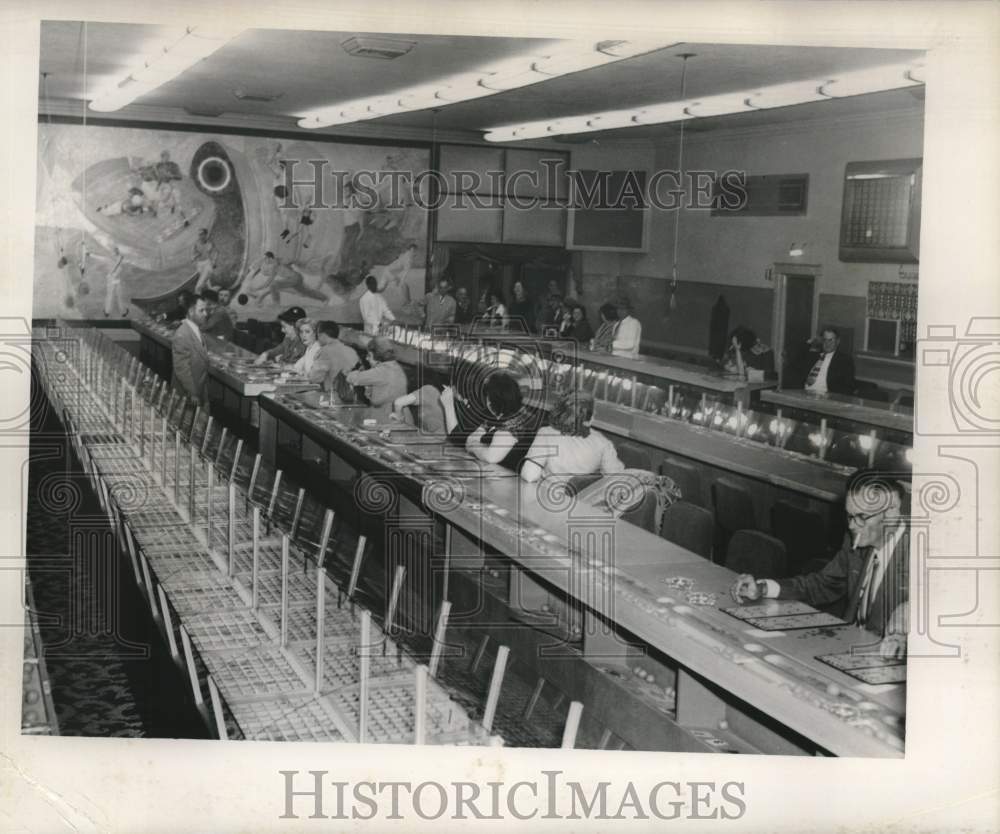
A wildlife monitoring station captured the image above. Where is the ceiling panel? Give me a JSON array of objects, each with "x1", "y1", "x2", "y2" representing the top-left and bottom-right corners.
[{"x1": 38, "y1": 22, "x2": 924, "y2": 141}]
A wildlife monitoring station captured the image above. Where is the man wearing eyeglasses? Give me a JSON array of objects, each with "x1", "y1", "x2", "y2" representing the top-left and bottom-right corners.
[{"x1": 730, "y1": 468, "x2": 909, "y2": 660}]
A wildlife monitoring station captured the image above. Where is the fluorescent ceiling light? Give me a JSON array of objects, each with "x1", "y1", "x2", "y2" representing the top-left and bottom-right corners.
[
  {"x1": 483, "y1": 60, "x2": 924, "y2": 142},
  {"x1": 89, "y1": 26, "x2": 242, "y2": 112},
  {"x1": 297, "y1": 40, "x2": 675, "y2": 129}
]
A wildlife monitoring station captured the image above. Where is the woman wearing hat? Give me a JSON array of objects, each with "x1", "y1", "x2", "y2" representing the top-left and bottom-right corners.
[{"x1": 253, "y1": 306, "x2": 307, "y2": 365}]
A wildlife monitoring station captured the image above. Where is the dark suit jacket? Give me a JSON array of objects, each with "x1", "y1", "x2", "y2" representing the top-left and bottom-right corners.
[
  {"x1": 777, "y1": 527, "x2": 909, "y2": 637},
  {"x1": 794, "y1": 348, "x2": 856, "y2": 394},
  {"x1": 171, "y1": 320, "x2": 209, "y2": 404}
]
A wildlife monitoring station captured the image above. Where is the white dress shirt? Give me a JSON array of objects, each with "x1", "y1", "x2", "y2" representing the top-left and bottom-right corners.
[
  {"x1": 804, "y1": 351, "x2": 835, "y2": 394},
  {"x1": 612, "y1": 315, "x2": 642, "y2": 357},
  {"x1": 359, "y1": 289, "x2": 395, "y2": 335},
  {"x1": 761, "y1": 523, "x2": 906, "y2": 612},
  {"x1": 184, "y1": 317, "x2": 203, "y2": 344}
]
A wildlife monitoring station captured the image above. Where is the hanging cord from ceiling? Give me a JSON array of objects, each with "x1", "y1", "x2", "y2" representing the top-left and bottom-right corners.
[{"x1": 668, "y1": 53, "x2": 693, "y2": 315}]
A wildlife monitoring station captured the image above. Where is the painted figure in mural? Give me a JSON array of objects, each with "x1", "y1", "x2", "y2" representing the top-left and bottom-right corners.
[
  {"x1": 102, "y1": 245, "x2": 128, "y2": 318},
  {"x1": 193, "y1": 227, "x2": 218, "y2": 292},
  {"x1": 238, "y1": 250, "x2": 327, "y2": 305}
]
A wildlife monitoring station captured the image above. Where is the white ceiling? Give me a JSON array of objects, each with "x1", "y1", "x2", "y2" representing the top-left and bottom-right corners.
[{"x1": 39, "y1": 22, "x2": 925, "y2": 142}]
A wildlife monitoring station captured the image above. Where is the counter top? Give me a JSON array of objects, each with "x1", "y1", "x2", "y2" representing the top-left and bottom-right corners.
[{"x1": 258, "y1": 390, "x2": 903, "y2": 757}]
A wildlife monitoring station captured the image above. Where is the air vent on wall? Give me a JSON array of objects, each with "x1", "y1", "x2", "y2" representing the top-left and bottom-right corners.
[
  {"x1": 711, "y1": 173, "x2": 809, "y2": 217},
  {"x1": 233, "y1": 88, "x2": 284, "y2": 103},
  {"x1": 341, "y1": 36, "x2": 416, "y2": 60}
]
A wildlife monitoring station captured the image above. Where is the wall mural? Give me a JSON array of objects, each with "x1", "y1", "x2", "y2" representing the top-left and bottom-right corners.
[{"x1": 34, "y1": 122, "x2": 429, "y2": 322}]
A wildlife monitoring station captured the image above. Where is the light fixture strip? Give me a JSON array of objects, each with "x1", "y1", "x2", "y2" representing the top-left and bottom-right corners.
[
  {"x1": 297, "y1": 40, "x2": 676, "y2": 129},
  {"x1": 483, "y1": 60, "x2": 924, "y2": 142},
  {"x1": 89, "y1": 26, "x2": 242, "y2": 113}
]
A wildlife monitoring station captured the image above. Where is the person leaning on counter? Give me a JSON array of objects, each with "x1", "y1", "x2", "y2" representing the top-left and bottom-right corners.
[
  {"x1": 346, "y1": 336, "x2": 408, "y2": 419},
  {"x1": 254, "y1": 306, "x2": 306, "y2": 366},
  {"x1": 310, "y1": 321, "x2": 359, "y2": 392},
  {"x1": 730, "y1": 468, "x2": 909, "y2": 659}
]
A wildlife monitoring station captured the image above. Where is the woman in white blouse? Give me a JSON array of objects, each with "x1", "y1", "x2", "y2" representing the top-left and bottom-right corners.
[
  {"x1": 520, "y1": 391, "x2": 624, "y2": 482},
  {"x1": 290, "y1": 317, "x2": 320, "y2": 376}
]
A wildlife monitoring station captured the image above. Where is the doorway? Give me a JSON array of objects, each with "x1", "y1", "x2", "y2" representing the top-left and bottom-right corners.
[{"x1": 770, "y1": 263, "x2": 821, "y2": 387}]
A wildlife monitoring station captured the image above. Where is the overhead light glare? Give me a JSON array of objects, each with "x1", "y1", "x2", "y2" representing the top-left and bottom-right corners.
[
  {"x1": 484, "y1": 60, "x2": 923, "y2": 142},
  {"x1": 89, "y1": 25, "x2": 242, "y2": 112},
  {"x1": 298, "y1": 39, "x2": 676, "y2": 129}
]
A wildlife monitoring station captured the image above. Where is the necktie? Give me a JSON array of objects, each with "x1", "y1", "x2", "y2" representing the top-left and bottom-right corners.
[
  {"x1": 856, "y1": 553, "x2": 879, "y2": 626},
  {"x1": 805, "y1": 354, "x2": 825, "y2": 387}
]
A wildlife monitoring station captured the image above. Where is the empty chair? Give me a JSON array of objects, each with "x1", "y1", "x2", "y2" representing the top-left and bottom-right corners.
[
  {"x1": 660, "y1": 501, "x2": 714, "y2": 560},
  {"x1": 725, "y1": 530, "x2": 787, "y2": 578},
  {"x1": 619, "y1": 488, "x2": 659, "y2": 534},
  {"x1": 616, "y1": 442, "x2": 652, "y2": 472},
  {"x1": 660, "y1": 457, "x2": 702, "y2": 506},
  {"x1": 771, "y1": 500, "x2": 829, "y2": 574},
  {"x1": 711, "y1": 477, "x2": 758, "y2": 560}
]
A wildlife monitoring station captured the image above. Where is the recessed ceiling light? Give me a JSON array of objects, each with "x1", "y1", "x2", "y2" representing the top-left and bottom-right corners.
[
  {"x1": 233, "y1": 88, "x2": 284, "y2": 103},
  {"x1": 341, "y1": 36, "x2": 416, "y2": 60}
]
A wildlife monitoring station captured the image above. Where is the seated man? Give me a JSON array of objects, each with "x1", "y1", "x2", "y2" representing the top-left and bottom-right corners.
[
  {"x1": 311, "y1": 321, "x2": 360, "y2": 391},
  {"x1": 392, "y1": 383, "x2": 449, "y2": 435},
  {"x1": 730, "y1": 468, "x2": 909, "y2": 659},
  {"x1": 611, "y1": 298, "x2": 642, "y2": 357},
  {"x1": 796, "y1": 327, "x2": 855, "y2": 395},
  {"x1": 200, "y1": 289, "x2": 234, "y2": 341}
]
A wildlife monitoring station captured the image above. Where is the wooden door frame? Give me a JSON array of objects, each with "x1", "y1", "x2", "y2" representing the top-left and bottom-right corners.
[{"x1": 771, "y1": 262, "x2": 822, "y2": 388}]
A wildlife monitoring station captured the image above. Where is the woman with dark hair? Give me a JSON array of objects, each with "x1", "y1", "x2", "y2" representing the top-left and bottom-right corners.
[
  {"x1": 564, "y1": 303, "x2": 593, "y2": 343},
  {"x1": 254, "y1": 305, "x2": 307, "y2": 365},
  {"x1": 590, "y1": 303, "x2": 618, "y2": 351},
  {"x1": 440, "y1": 372, "x2": 536, "y2": 470},
  {"x1": 520, "y1": 391, "x2": 624, "y2": 482},
  {"x1": 723, "y1": 325, "x2": 774, "y2": 376}
]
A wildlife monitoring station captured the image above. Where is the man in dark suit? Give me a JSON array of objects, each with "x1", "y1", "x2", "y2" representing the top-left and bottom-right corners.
[
  {"x1": 797, "y1": 327, "x2": 856, "y2": 395},
  {"x1": 171, "y1": 294, "x2": 210, "y2": 406},
  {"x1": 730, "y1": 468, "x2": 909, "y2": 659}
]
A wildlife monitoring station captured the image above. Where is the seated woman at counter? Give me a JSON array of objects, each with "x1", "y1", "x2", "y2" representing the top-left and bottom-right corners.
[
  {"x1": 722, "y1": 326, "x2": 774, "y2": 377},
  {"x1": 563, "y1": 302, "x2": 594, "y2": 343},
  {"x1": 346, "y1": 336, "x2": 409, "y2": 419},
  {"x1": 290, "y1": 317, "x2": 320, "y2": 377},
  {"x1": 439, "y1": 372, "x2": 536, "y2": 470},
  {"x1": 590, "y1": 303, "x2": 618, "y2": 352},
  {"x1": 520, "y1": 391, "x2": 624, "y2": 482},
  {"x1": 253, "y1": 305, "x2": 306, "y2": 365},
  {"x1": 484, "y1": 291, "x2": 507, "y2": 328}
]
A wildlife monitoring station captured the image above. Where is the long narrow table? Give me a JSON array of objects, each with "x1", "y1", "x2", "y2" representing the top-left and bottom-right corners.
[
  {"x1": 340, "y1": 328, "x2": 851, "y2": 509},
  {"x1": 377, "y1": 326, "x2": 776, "y2": 407},
  {"x1": 257, "y1": 390, "x2": 904, "y2": 757},
  {"x1": 761, "y1": 389, "x2": 914, "y2": 437},
  {"x1": 133, "y1": 316, "x2": 317, "y2": 434}
]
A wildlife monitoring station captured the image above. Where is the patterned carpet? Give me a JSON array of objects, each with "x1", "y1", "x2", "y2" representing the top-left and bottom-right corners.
[{"x1": 25, "y1": 392, "x2": 208, "y2": 738}]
